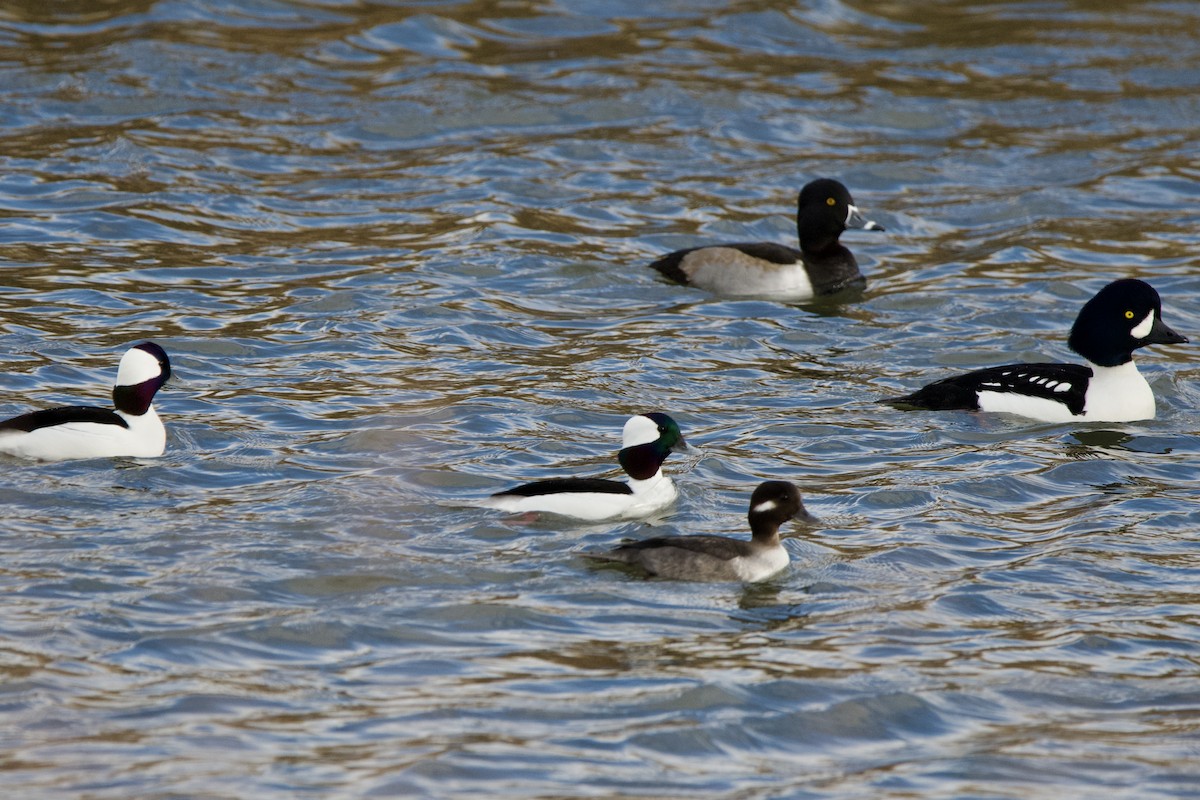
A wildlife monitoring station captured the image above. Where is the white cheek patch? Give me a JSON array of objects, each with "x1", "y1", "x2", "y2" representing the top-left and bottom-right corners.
[
  {"x1": 622, "y1": 415, "x2": 660, "y2": 448},
  {"x1": 752, "y1": 499, "x2": 778, "y2": 513},
  {"x1": 116, "y1": 349, "x2": 163, "y2": 386},
  {"x1": 1130, "y1": 311, "x2": 1155, "y2": 340}
]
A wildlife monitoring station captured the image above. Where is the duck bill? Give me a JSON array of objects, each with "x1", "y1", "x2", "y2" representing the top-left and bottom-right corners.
[
  {"x1": 794, "y1": 508, "x2": 819, "y2": 524},
  {"x1": 670, "y1": 437, "x2": 691, "y2": 454},
  {"x1": 1146, "y1": 317, "x2": 1188, "y2": 346},
  {"x1": 846, "y1": 204, "x2": 884, "y2": 231}
]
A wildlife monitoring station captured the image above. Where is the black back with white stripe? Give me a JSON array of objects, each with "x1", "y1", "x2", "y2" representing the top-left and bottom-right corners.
[{"x1": 886, "y1": 363, "x2": 1091, "y2": 414}]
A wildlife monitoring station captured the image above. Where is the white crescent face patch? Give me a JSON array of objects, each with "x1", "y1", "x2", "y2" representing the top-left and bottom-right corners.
[
  {"x1": 1130, "y1": 310, "x2": 1155, "y2": 340},
  {"x1": 752, "y1": 499, "x2": 778, "y2": 513}
]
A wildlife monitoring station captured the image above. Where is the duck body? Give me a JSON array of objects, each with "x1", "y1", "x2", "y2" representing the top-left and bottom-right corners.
[
  {"x1": 883, "y1": 279, "x2": 1187, "y2": 423},
  {"x1": 600, "y1": 532, "x2": 791, "y2": 582},
  {"x1": 482, "y1": 473, "x2": 679, "y2": 522},
  {"x1": 0, "y1": 342, "x2": 171, "y2": 461},
  {"x1": 480, "y1": 413, "x2": 687, "y2": 522},
  {"x1": 650, "y1": 178, "x2": 883, "y2": 300},
  {"x1": 585, "y1": 480, "x2": 809, "y2": 582},
  {"x1": 894, "y1": 361, "x2": 1156, "y2": 423}
]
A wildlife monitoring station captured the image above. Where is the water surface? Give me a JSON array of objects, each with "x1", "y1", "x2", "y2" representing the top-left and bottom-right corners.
[{"x1": 1, "y1": 1, "x2": 1199, "y2": 797}]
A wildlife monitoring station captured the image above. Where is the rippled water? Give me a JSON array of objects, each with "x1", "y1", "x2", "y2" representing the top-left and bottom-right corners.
[{"x1": 2, "y1": 1, "x2": 1200, "y2": 797}]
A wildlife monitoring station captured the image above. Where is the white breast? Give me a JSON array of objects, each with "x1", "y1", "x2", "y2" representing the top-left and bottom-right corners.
[
  {"x1": 1080, "y1": 360, "x2": 1155, "y2": 422},
  {"x1": 733, "y1": 544, "x2": 790, "y2": 582},
  {"x1": 622, "y1": 471, "x2": 678, "y2": 517}
]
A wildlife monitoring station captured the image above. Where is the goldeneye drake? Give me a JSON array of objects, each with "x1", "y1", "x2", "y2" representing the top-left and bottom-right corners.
[
  {"x1": 0, "y1": 342, "x2": 171, "y2": 461},
  {"x1": 649, "y1": 178, "x2": 884, "y2": 300},
  {"x1": 479, "y1": 413, "x2": 688, "y2": 522},
  {"x1": 882, "y1": 278, "x2": 1188, "y2": 423},
  {"x1": 583, "y1": 480, "x2": 810, "y2": 581}
]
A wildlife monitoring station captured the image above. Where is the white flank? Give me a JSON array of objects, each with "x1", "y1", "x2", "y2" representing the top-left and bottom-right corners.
[
  {"x1": 681, "y1": 247, "x2": 815, "y2": 300},
  {"x1": 0, "y1": 407, "x2": 166, "y2": 461},
  {"x1": 977, "y1": 391, "x2": 1078, "y2": 422},
  {"x1": 482, "y1": 471, "x2": 678, "y2": 522}
]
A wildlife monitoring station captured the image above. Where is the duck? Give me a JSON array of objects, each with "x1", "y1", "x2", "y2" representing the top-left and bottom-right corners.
[
  {"x1": 649, "y1": 178, "x2": 884, "y2": 300},
  {"x1": 583, "y1": 480, "x2": 810, "y2": 581},
  {"x1": 479, "y1": 413, "x2": 689, "y2": 521},
  {"x1": 0, "y1": 342, "x2": 172, "y2": 461},
  {"x1": 881, "y1": 278, "x2": 1188, "y2": 422}
]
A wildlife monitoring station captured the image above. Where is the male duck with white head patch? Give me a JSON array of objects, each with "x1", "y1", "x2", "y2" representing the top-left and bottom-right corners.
[
  {"x1": 883, "y1": 279, "x2": 1188, "y2": 423},
  {"x1": 650, "y1": 178, "x2": 884, "y2": 300},
  {"x1": 584, "y1": 481, "x2": 811, "y2": 582},
  {"x1": 480, "y1": 413, "x2": 688, "y2": 522},
  {"x1": 0, "y1": 342, "x2": 172, "y2": 461}
]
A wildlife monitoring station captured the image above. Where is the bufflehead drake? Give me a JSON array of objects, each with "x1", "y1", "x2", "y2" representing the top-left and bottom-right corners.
[
  {"x1": 479, "y1": 413, "x2": 688, "y2": 522},
  {"x1": 649, "y1": 178, "x2": 884, "y2": 300},
  {"x1": 584, "y1": 481, "x2": 810, "y2": 582},
  {"x1": 0, "y1": 342, "x2": 171, "y2": 461},
  {"x1": 882, "y1": 279, "x2": 1188, "y2": 423}
]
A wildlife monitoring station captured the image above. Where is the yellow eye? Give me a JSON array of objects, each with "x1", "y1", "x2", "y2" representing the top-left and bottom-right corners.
[
  {"x1": 1124, "y1": 310, "x2": 1135, "y2": 319},
  {"x1": 826, "y1": 197, "x2": 836, "y2": 206}
]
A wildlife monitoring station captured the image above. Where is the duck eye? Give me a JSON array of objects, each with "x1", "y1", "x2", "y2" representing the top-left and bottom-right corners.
[
  {"x1": 1124, "y1": 310, "x2": 1135, "y2": 319},
  {"x1": 825, "y1": 197, "x2": 836, "y2": 206}
]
